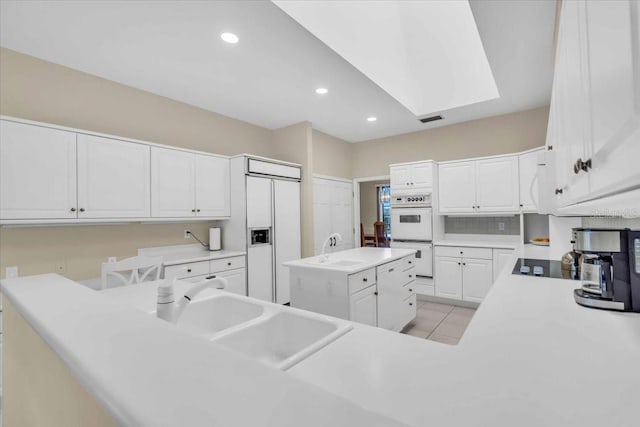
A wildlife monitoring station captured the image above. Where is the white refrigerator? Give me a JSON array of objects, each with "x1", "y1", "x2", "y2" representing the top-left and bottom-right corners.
[{"x1": 223, "y1": 156, "x2": 302, "y2": 304}]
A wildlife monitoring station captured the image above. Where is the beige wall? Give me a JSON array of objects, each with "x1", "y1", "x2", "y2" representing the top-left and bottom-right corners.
[
  {"x1": 273, "y1": 122, "x2": 315, "y2": 257},
  {"x1": 312, "y1": 129, "x2": 353, "y2": 179},
  {"x1": 3, "y1": 300, "x2": 118, "y2": 427},
  {"x1": 351, "y1": 106, "x2": 550, "y2": 177},
  {"x1": 359, "y1": 180, "x2": 389, "y2": 235}
]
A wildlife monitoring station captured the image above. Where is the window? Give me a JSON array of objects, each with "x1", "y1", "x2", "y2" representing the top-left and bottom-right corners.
[{"x1": 377, "y1": 185, "x2": 391, "y2": 236}]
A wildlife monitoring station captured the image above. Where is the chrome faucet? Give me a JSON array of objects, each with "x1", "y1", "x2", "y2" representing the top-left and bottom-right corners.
[
  {"x1": 321, "y1": 232, "x2": 343, "y2": 260},
  {"x1": 156, "y1": 276, "x2": 228, "y2": 322}
]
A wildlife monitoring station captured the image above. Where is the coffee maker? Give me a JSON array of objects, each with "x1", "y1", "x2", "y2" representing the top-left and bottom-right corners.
[{"x1": 572, "y1": 228, "x2": 640, "y2": 312}]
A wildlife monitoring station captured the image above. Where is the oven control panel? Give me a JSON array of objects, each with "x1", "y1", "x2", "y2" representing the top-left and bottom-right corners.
[{"x1": 391, "y1": 194, "x2": 432, "y2": 207}]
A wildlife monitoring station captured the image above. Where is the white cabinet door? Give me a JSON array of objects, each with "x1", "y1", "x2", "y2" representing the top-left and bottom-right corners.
[
  {"x1": 376, "y1": 260, "x2": 404, "y2": 330},
  {"x1": 583, "y1": 0, "x2": 640, "y2": 198},
  {"x1": 274, "y1": 179, "x2": 301, "y2": 304},
  {"x1": 194, "y1": 154, "x2": 229, "y2": 217},
  {"x1": 410, "y1": 162, "x2": 433, "y2": 189},
  {"x1": 247, "y1": 244, "x2": 273, "y2": 302},
  {"x1": 492, "y1": 249, "x2": 514, "y2": 282},
  {"x1": 215, "y1": 268, "x2": 247, "y2": 296},
  {"x1": 349, "y1": 285, "x2": 377, "y2": 327},
  {"x1": 518, "y1": 150, "x2": 542, "y2": 212},
  {"x1": 462, "y1": 258, "x2": 493, "y2": 303},
  {"x1": 77, "y1": 134, "x2": 150, "y2": 219},
  {"x1": 434, "y1": 256, "x2": 463, "y2": 300},
  {"x1": 332, "y1": 181, "x2": 354, "y2": 251},
  {"x1": 438, "y1": 161, "x2": 476, "y2": 213},
  {"x1": 390, "y1": 165, "x2": 411, "y2": 194},
  {"x1": 475, "y1": 156, "x2": 520, "y2": 213},
  {"x1": 313, "y1": 179, "x2": 333, "y2": 255},
  {"x1": 0, "y1": 121, "x2": 77, "y2": 219},
  {"x1": 151, "y1": 147, "x2": 195, "y2": 217},
  {"x1": 246, "y1": 176, "x2": 272, "y2": 228}
]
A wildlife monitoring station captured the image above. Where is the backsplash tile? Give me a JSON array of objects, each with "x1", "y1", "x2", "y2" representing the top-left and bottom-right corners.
[
  {"x1": 444, "y1": 216, "x2": 520, "y2": 235},
  {"x1": 581, "y1": 217, "x2": 640, "y2": 229}
]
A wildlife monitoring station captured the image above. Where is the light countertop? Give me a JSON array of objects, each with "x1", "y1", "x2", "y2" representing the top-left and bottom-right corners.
[
  {"x1": 283, "y1": 247, "x2": 416, "y2": 274},
  {"x1": 3, "y1": 253, "x2": 639, "y2": 426}
]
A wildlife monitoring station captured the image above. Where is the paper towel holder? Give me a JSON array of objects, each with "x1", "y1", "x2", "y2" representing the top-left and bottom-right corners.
[{"x1": 209, "y1": 227, "x2": 221, "y2": 251}]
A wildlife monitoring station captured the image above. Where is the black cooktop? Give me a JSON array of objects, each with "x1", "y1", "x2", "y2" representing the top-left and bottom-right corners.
[{"x1": 511, "y1": 258, "x2": 579, "y2": 280}]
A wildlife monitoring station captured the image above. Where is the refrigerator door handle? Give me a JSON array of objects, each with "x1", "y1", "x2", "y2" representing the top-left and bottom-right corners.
[{"x1": 271, "y1": 179, "x2": 277, "y2": 303}]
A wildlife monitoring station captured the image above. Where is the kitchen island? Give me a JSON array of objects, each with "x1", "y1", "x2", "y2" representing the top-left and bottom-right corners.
[
  {"x1": 283, "y1": 247, "x2": 417, "y2": 331},
  {"x1": 2, "y1": 253, "x2": 639, "y2": 426}
]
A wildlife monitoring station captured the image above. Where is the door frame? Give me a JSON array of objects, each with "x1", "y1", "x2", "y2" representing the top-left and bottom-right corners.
[{"x1": 353, "y1": 175, "x2": 390, "y2": 248}]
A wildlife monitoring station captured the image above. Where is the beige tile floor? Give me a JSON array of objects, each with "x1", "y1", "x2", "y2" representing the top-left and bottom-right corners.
[{"x1": 401, "y1": 300, "x2": 476, "y2": 345}]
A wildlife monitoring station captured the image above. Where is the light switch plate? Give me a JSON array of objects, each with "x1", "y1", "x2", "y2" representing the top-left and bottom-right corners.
[{"x1": 498, "y1": 222, "x2": 505, "y2": 231}]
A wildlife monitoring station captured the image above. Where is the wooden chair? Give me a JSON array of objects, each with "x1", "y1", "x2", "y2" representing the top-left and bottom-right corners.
[
  {"x1": 374, "y1": 221, "x2": 389, "y2": 247},
  {"x1": 101, "y1": 256, "x2": 163, "y2": 290},
  {"x1": 361, "y1": 223, "x2": 377, "y2": 247}
]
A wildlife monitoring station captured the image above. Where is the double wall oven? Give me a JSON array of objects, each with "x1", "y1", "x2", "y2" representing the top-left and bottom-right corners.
[{"x1": 390, "y1": 194, "x2": 433, "y2": 278}]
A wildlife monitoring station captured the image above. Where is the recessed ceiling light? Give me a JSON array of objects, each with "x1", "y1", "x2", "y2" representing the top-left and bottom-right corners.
[
  {"x1": 220, "y1": 32, "x2": 239, "y2": 44},
  {"x1": 315, "y1": 87, "x2": 328, "y2": 95},
  {"x1": 367, "y1": 116, "x2": 377, "y2": 122}
]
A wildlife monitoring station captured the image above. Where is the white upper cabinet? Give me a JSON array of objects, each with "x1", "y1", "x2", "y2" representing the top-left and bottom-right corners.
[
  {"x1": 390, "y1": 162, "x2": 433, "y2": 195},
  {"x1": 439, "y1": 156, "x2": 519, "y2": 214},
  {"x1": 475, "y1": 156, "x2": 519, "y2": 213},
  {"x1": 548, "y1": 0, "x2": 640, "y2": 209},
  {"x1": 438, "y1": 161, "x2": 476, "y2": 213},
  {"x1": 151, "y1": 147, "x2": 196, "y2": 218},
  {"x1": 77, "y1": 134, "x2": 150, "y2": 218},
  {"x1": 518, "y1": 149, "x2": 542, "y2": 212},
  {"x1": 194, "y1": 154, "x2": 230, "y2": 218},
  {"x1": 0, "y1": 120, "x2": 77, "y2": 219}
]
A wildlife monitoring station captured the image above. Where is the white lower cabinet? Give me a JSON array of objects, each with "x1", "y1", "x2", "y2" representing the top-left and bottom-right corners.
[
  {"x1": 461, "y1": 258, "x2": 493, "y2": 303},
  {"x1": 434, "y1": 246, "x2": 497, "y2": 303},
  {"x1": 162, "y1": 256, "x2": 247, "y2": 296},
  {"x1": 349, "y1": 285, "x2": 377, "y2": 327},
  {"x1": 288, "y1": 254, "x2": 416, "y2": 331},
  {"x1": 493, "y1": 248, "x2": 515, "y2": 281}
]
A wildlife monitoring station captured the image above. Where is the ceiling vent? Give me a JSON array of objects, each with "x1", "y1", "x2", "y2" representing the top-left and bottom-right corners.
[{"x1": 419, "y1": 115, "x2": 443, "y2": 124}]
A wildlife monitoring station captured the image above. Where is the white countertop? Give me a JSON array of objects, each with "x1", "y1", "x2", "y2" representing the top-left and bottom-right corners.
[
  {"x1": 0, "y1": 274, "x2": 403, "y2": 427},
  {"x1": 283, "y1": 247, "x2": 416, "y2": 274},
  {"x1": 3, "y1": 253, "x2": 639, "y2": 426},
  {"x1": 138, "y1": 244, "x2": 245, "y2": 266}
]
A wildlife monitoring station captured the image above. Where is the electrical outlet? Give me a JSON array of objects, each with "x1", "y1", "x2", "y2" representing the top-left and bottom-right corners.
[
  {"x1": 184, "y1": 229, "x2": 191, "y2": 239},
  {"x1": 55, "y1": 262, "x2": 67, "y2": 274},
  {"x1": 498, "y1": 222, "x2": 505, "y2": 232},
  {"x1": 108, "y1": 257, "x2": 117, "y2": 263},
  {"x1": 5, "y1": 266, "x2": 18, "y2": 278}
]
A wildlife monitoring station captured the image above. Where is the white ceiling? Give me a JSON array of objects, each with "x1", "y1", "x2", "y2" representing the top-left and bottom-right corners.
[
  {"x1": 274, "y1": 1, "x2": 499, "y2": 117},
  {"x1": 0, "y1": 0, "x2": 556, "y2": 142}
]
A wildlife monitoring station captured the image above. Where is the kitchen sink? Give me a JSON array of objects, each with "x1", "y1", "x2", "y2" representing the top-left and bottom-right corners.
[
  {"x1": 176, "y1": 295, "x2": 264, "y2": 338},
  {"x1": 212, "y1": 311, "x2": 353, "y2": 370}
]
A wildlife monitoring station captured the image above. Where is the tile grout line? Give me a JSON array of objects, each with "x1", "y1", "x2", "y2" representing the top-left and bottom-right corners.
[{"x1": 425, "y1": 305, "x2": 455, "y2": 340}]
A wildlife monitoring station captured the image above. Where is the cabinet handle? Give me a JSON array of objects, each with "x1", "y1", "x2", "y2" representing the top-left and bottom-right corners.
[
  {"x1": 70, "y1": 207, "x2": 77, "y2": 212},
  {"x1": 555, "y1": 188, "x2": 563, "y2": 195},
  {"x1": 463, "y1": 263, "x2": 466, "y2": 266},
  {"x1": 409, "y1": 302, "x2": 413, "y2": 306},
  {"x1": 191, "y1": 209, "x2": 196, "y2": 213},
  {"x1": 411, "y1": 182, "x2": 414, "y2": 185},
  {"x1": 197, "y1": 209, "x2": 201, "y2": 212},
  {"x1": 520, "y1": 204, "x2": 523, "y2": 207},
  {"x1": 573, "y1": 158, "x2": 592, "y2": 174},
  {"x1": 460, "y1": 251, "x2": 463, "y2": 254},
  {"x1": 458, "y1": 262, "x2": 461, "y2": 265},
  {"x1": 187, "y1": 268, "x2": 192, "y2": 273},
  {"x1": 374, "y1": 291, "x2": 378, "y2": 296},
  {"x1": 227, "y1": 262, "x2": 232, "y2": 266},
  {"x1": 408, "y1": 260, "x2": 412, "y2": 264},
  {"x1": 363, "y1": 277, "x2": 368, "y2": 282},
  {"x1": 389, "y1": 268, "x2": 395, "y2": 272},
  {"x1": 477, "y1": 206, "x2": 480, "y2": 209},
  {"x1": 409, "y1": 274, "x2": 413, "y2": 278},
  {"x1": 409, "y1": 289, "x2": 413, "y2": 292},
  {"x1": 79, "y1": 208, "x2": 85, "y2": 212},
  {"x1": 205, "y1": 275, "x2": 217, "y2": 279},
  {"x1": 406, "y1": 182, "x2": 410, "y2": 186}
]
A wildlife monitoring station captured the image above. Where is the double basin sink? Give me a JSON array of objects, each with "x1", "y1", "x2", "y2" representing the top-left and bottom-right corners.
[{"x1": 170, "y1": 292, "x2": 353, "y2": 371}]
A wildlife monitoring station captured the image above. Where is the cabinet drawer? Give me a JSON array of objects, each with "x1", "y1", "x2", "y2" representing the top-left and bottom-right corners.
[
  {"x1": 435, "y1": 246, "x2": 493, "y2": 260},
  {"x1": 401, "y1": 280, "x2": 416, "y2": 300},
  {"x1": 400, "y1": 294, "x2": 417, "y2": 329},
  {"x1": 402, "y1": 266, "x2": 416, "y2": 286},
  {"x1": 402, "y1": 255, "x2": 417, "y2": 271},
  {"x1": 348, "y1": 268, "x2": 376, "y2": 295},
  {"x1": 164, "y1": 261, "x2": 210, "y2": 280},
  {"x1": 210, "y1": 256, "x2": 246, "y2": 273}
]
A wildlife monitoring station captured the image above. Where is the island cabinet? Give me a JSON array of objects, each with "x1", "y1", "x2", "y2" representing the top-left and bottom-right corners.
[{"x1": 287, "y1": 251, "x2": 417, "y2": 331}]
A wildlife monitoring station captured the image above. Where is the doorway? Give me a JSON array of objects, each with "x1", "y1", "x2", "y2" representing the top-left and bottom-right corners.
[{"x1": 355, "y1": 177, "x2": 391, "y2": 247}]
